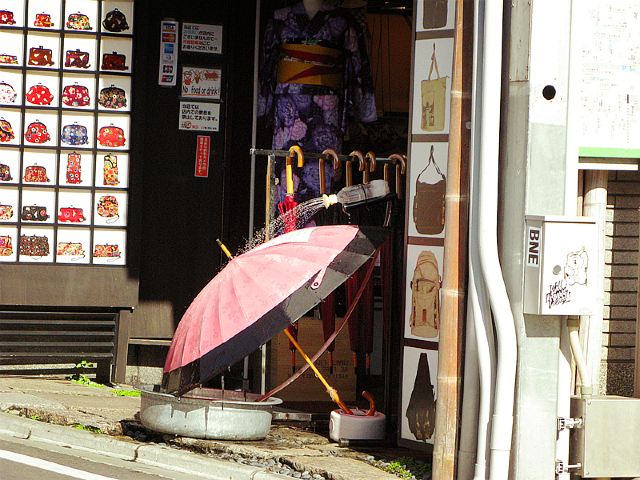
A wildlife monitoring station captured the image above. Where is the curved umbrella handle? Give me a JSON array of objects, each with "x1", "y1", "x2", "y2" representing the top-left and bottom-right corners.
[
  {"x1": 285, "y1": 146, "x2": 305, "y2": 196},
  {"x1": 362, "y1": 390, "x2": 376, "y2": 416},
  {"x1": 349, "y1": 150, "x2": 364, "y2": 185},
  {"x1": 389, "y1": 153, "x2": 406, "y2": 199},
  {"x1": 364, "y1": 151, "x2": 376, "y2": 184}
]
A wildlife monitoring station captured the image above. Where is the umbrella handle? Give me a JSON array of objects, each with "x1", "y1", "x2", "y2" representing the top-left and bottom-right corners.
[
  {"x1": 283, "y1": 328, "x2": 353, "y2": 415},
  {"x1": 285, "y1": 146, "x2": 304, "y2": 195}
]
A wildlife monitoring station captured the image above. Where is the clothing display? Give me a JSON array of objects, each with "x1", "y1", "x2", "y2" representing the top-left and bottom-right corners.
[{"x1": 258, "y1": 1, "x2": 376, "y2": 202}]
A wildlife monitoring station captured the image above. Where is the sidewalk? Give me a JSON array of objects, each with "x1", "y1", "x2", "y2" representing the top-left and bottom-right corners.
[{"x1": 0, "y1": 376, "x2": 428, "y2": 480}]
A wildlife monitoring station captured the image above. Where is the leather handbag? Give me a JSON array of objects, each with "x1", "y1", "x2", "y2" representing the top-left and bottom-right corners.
[
  {"x1": 0, "y1": 10, "x2": 16, "y2": 25},
  {"x1": 28, "y1": 46, "x2": 54, "y2": 66},
  {"x1": 25, "y1": 83, "x2": 54, "y2": 105},
  {"x1": 58, "y1": 206, "x2": 85, "y2": 223},
  {"x1": 0, "y1": 81, "x2": 17, "y2": 103},
  {"x1": 103, "y1": 154, "x2": 119, "y2": 185},
  {"x1": 21, "y1": 205, "x2": 50, "y2": 221},
  {"x1": 102, "y1": 9, "x2": 129, "y2": 32},
  {"x1": 57, "y1": 242, "x2": 85, "y2": 258},
  {"x1": 0, "y1": 54, "x2": 18, "y2": 65},
  {"x1": 24, "y1": 164, "x2": 49, "y2": 183},
  {"x1": 62, "y1": 84, "x2": 90, "y2": 107},
  {"x1": 94, "y1": 243, "x2": 121, "y2": 259},
  {"x1": 65, "y1": 49, "x2": 90, "y2": 69},
  {"x1": 0, "y1": 163, "x2": 12, "y2": 181},
  {"x1": 66, "y1": 12, "x2": 91, "y2": 30},
  {"x1": 98, "y1": 85, "x2": 127, "y2": 109},
  {"x1": 61, "y1": 123, "x2": 88, "y2": 146},
  {"x1": 34, "y1": 13, "x2": 54, "y2": 28},
  {"x1": 0, "y1": 235, "x2": 13, "y2": 256},
  {"x1": 423, "y1": 0, "x2": 448, "y2": 29},
  {"x1": 0, "y1": 118, "x2": 15, "y2": 142},
  {"x1": 421, "y1": 43, "x2": 447, "y2": 132},
  {"x1": 0, "y1": 204, "x2": 13, "y2": 220},
  {"x1": 24, "y1": 121, "x2": 51, "y2": 144},
  {"x1": 101, "y1": 52, "x2": 128, "y2": 71},
  {"x1": 19, "y1": 234, "x2": 50, "y2": 257},
  {"x1": 97, "y1": 125, "x2": 125, "y2": 147},
  {"x1": 66, "y1": 153, "x2": 82, "y2": 184},
  {"x1": 413, "y1": 145, "x2": 446, "y2": 235}
]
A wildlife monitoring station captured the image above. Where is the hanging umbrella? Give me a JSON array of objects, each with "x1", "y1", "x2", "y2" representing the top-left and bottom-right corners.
[{"x1": 162, "y1": 224, "x2": 388, "y2": 395}]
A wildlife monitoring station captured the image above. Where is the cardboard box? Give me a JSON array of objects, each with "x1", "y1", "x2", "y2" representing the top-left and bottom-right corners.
[{"x1": 269, "y1": 316, "x2": 356, "y2": 402}]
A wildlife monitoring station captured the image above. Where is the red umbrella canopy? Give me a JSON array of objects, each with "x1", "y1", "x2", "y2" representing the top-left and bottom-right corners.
[{"x1": 162, "y1": 225, "x2": 387, "y2": 394}]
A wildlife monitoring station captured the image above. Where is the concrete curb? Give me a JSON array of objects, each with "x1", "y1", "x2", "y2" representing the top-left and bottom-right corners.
[{"x1": 0, "y1": 412, "x2": 291, "y2": 480}]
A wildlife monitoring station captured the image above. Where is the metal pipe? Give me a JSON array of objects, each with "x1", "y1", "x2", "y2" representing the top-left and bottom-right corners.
[
  {"x1": 567, "y1": 317, "x2": 592, "y2": 397},
  {"x1": 476, "y1": 0, "x2": 518, "y2": 478},
  {"x1": 250, "y1": 147, "x2": 402, "y2": 164}
]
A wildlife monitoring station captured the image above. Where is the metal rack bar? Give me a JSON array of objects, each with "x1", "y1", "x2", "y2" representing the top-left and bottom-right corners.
[{"x1": 250, "y1": 148, "x2": 405, "y2": 164}]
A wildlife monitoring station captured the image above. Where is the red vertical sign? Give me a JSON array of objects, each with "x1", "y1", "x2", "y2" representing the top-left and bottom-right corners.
[{"x1": 194, "y1": 135, "x2": 211, "y2": 177}]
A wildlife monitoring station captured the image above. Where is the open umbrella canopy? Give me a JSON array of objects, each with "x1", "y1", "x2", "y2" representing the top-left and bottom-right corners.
[{"x1": 162, "y1": 224, "x2": 388, "y2": 395}]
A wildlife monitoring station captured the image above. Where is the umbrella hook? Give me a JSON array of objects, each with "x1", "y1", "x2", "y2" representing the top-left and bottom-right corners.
[
  {"x1": 362, "y1": 390, "x2": 376, "y2": 416},
  {"x1": 388, "y1": 153, "x2": 406, "y2": 200},
  {"x1": 363, "y1": 151, "x2": 376, "y2": 184},
  {"x1": 285, "y1": 145, "x2": 305, "y2": 196}
]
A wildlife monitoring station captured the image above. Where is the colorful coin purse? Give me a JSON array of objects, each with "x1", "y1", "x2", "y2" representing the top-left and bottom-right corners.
[
  {"x1": 0, "y1": 235, "x2": 13, "y2": 256},
  {"x1": 25, "y1": 83, "x2": 54, "y2": 105},
  {"x1": 97, "y1": 195, "x2": 119, "y2": 222},
  {"x1": 62, "y1": 84, "x2": 90, "y2": 107},
  {"x1": 93, "y1": 243, "x2": 120, "y2": 259},
  {"x1": 24, "y1": 121, "x2": 51, "y2": 144},
  {"x1": 101, "y1": 52, "x2": 128, "y2": 71},
  {"x1": 97, "y1": 125, "x2": 125, "y2": 147},
  {"x1": 58, "y1": 206, "x2": 85, "y2": 223},
  {"x1": 66, "y1": 12, "x2": 91, "y2": 30},
  {"x1": 0, "y1": 82, "x2": 17, "y2": 103},
  {"x1": 28, "y1": 46, "x2": 54, "y2": 66},
  {"x1": 34, "y1": 13, "x2": 54, "y2": 28},
  {"x1": 66, "y1": 153, "x2": 82, "y2": 184},
  {"x1": 65, "y1": 49, "x2": 90, "y2": 69},
  {"x1": 23, "y1": 164, "x2": 49, "y2": 183},
  {"x1": 0, "y1": 204, "x2": 13, "y2": 220},
  {"x1": 0, "y1": 118, "x2": 15, "y2": 142},
  {"x1": 102, "y1": 9, "x2": 129, "y2": 32},
  {"x1": 57, "y1": 242, "x2": 85, "y2": 258},
  {"x1": 19, "y1": 234, "x2": 50, "y2": 257},
  {"x1": 0, "y1": 163, "x2": 12, "y2": 181},
  {"x1": 61, "y1": 123, "x2": 88, "y2": 146},
  {"x1": 21, "y1": 205, "x2": 49, "y2": 221},
  {"x1": 98, "y1": 86, "x2": 127, "y2": 109},
  {"x1": 0, "y1": 10, "x2": 16, "y2": 25},
  {"x1": 0, "y1": 54, "x2": 18, "y2": 65},
  {"x1": 103, "y1": 154, "x2": 119, "y2": 185}
]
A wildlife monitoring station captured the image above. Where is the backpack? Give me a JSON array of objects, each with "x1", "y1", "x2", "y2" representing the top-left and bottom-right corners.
[{"x1": 410, "y1": 250, "x2": 440, "y2": 338}]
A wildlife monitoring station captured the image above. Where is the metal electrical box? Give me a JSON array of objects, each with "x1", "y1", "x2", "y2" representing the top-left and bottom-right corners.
[
  {"x1": 523, "y1": 216, "x2": 597, "y2": 315},
  {"x1": 569, "y1": 396, "x2": 640, "y2": 478}
]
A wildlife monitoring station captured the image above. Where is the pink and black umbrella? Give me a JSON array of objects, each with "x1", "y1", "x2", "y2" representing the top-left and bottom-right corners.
[{"x1": 162, "y1": 224, "x2": 388, "y2": 395}]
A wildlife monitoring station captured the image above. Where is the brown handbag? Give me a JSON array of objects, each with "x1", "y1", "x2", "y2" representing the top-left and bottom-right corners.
[
  {"x1": 423, "y1": 0, "x2": 448, "y2": 29},
  {"x1": 412, "y1": 145, "x2": 446, "y2": 235},
  {"x1": 28, "y1": 46, "x2": 54, "y2": 66}
]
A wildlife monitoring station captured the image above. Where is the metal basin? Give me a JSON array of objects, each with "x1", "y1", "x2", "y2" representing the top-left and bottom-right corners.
[{"x1": 139, "y1": 385, "x2": 282, "y2": 440}]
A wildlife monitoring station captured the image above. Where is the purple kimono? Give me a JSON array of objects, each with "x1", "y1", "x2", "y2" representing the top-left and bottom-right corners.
[{"x1": 258, "y1": 2, "x2": 377, "y2": 202}]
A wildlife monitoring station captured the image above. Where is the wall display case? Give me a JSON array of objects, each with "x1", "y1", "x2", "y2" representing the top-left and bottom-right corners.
[{"x1": 0, "y1": 0, "x2": 133, "y2": 265}]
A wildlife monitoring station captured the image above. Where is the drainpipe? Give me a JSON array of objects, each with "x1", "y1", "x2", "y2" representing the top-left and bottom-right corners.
[
  {"x1": 458, "y1": 0, "x2": 496, "y2": 475},
  {"x1": 476, "y1": 0, "x2": 518, "y2": 478}
]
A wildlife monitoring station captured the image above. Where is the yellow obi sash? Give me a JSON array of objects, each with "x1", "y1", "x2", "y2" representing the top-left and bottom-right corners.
[{"x1": 277, "y1": 43, "x2": 343, "y2": 89}]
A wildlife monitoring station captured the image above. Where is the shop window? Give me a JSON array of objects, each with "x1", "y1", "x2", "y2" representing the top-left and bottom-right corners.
[{"x1": 0, "y1": 0, "x2": 133, "y2": 266}]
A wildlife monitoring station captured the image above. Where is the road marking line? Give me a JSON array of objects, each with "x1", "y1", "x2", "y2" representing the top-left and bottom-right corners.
[{"x1": 0, "y1": 449, "x2": 118, "y2": 480}]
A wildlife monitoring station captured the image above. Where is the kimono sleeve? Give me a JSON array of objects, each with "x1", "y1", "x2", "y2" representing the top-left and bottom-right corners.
[
  {"x1": 257, "y1": 17, "x2": 281, "y2": 121},
  {"x1": 343, "y1": 19, "x2": 377, "y2": 125}
]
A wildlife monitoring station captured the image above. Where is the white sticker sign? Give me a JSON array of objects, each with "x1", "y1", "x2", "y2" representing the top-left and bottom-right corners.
[
  {"x1": 181, "y1": 67, "x2": 221, "y2": 100},
  {"x1": 179, "y1": 101, "x2": 220, "y2": 132},
  {"x1": 181, "y1": 23, "x2": 223, "y2": 54}
]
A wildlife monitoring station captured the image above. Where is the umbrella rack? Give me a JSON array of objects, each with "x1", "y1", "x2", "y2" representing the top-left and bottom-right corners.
[{"x1": 247, "y1": 146, "x2": 406, "y2": 415}]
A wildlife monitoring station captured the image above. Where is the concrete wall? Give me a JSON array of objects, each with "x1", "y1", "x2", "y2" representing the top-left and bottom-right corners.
[{"x1": 604, "y1": 171, "x2": 639, "y2": 396}]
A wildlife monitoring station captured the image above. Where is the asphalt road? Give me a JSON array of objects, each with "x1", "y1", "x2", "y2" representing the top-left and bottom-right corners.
[{"x1": 0, "y1": 434, "x2": 210, "y2": 480}]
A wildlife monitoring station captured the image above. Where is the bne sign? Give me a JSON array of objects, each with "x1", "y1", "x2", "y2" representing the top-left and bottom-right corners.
[{"x1": 527, "y1": 227, "x2": 540, "y2": 266}]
